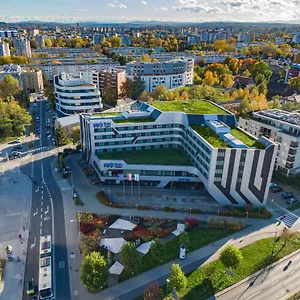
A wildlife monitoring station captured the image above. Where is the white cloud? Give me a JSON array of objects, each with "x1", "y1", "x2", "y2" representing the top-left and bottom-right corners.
[
  {"x1": 140, "y1": 0, "x2": 148, "y2": 6},
  {"x1": 156, "y1": 7, "x2": 169, "y2": 11},
  {"x1": 173, "y1": 0, "x2": 225, "y2": 14},
  {"x1": 108, "y1": 1, "x2": 127, "y2": 9}
]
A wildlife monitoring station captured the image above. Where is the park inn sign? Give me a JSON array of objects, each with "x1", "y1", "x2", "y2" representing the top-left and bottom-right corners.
[
  {"x1": 103, "y1": 162, "x2": 123, "y2": 168},
  {"x1": 93, "y1": 122, "x2": 111, "y2": 128}
]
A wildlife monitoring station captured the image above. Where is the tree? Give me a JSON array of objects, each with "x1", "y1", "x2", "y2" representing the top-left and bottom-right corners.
[
  {"x1": 295, "y1": 53, "x2": 300, "y2": 64},
  {"x1": 268, "y1": 95, "x2": 281, "y2": 109},
  {"x1": 111, "y1": 36, "x2": 121, "y2": 47},
  {"x1": 149, "y1": 238, "x2": 164, "y2": 262},
  {"x1": 289, "y1": 77, "x2": 300, "y2": 92},
  {"x1": 251, "y1": 61, "x2": 272, "y2": 84},
  {"x1": 220, "y1": 74, "x2": 234, "y2": 88},
  {"x1": 179, "y1": 231, "x2": 189, "y2": 245},
  {"x1": 144, "y1": 282, "x2": 163, "y2": 300},
  {"x1": 132, "y1": 76, "x2": 145, "y2": 99},
  {"x1": 152, "y1": 85, "x2": 167, "y2": 100},
  {"x1": 121, "y1": 79, "x2": 134, "y2": 98},
  {"x1": 0, "y1": 75, "x2": 22, "y2": 99},
  {"x1": 168, "y1": 263, "x2": 188, "y2": 292},
  {"x1": 55, "y1": 124, "x2": 67, "y2": 146},
  {"x1": 281, "y1": 227, "x2": 291, "y2": 245},
  {"x1": 103, "y1": 86, "x2": 117, "y2": 105},
  {"x1": 219, "y1": 245, "x2": 243, "y2": 270},
  {"x1": 44, "y1": 38, "x2": 53, "y2": 48},
  {"x1": 119, "y1": 242, "x2": 141, "y2": 272},
  {"x1": 44, "y1": 84, "x2": 56, "y2": 110},
  {"x1": 80, "y1": 251, "x2": 108, "y2": 292},
  {"x1": 70, "y1": 125, "x2": 80, "y2": 145},
  {"x1": 139, "y1": 90, "x2": 152, "y2": 102},
  {"x1": 79, "y1": 233, "x2": 100, "y2": 257},
  {"x1": 203, "y1": 70, "x2": 219, "y2": 86}
]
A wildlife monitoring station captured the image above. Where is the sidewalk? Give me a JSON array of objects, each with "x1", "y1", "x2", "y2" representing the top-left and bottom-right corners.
[{"x1": 0, "y1": 172, "x2": 31, "y2": 300}]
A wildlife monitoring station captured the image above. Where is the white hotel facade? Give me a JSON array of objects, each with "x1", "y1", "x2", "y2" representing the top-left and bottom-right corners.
[
  {"x1": 80, "y1": 101, "x2": 277, "y2": 207},
  {"x1": 126, "y1": 58, "x2": 194, "y2": 93},
  {"x1": 54, "y1": 73, "x2": 103, "y2": 117}
]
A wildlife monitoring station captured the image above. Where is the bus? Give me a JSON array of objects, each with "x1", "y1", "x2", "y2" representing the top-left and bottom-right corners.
[
  {"x1": 40, "y1": 235, "x2": 51, "y2": 257},
  {"x1": 39, "y1": 235, "x2": 53, "y2": 299}
]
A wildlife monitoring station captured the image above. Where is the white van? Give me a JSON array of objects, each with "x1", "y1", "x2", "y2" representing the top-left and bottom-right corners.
[{"x1": 16, "y1": 138, "x2": 21, "y2": 143}]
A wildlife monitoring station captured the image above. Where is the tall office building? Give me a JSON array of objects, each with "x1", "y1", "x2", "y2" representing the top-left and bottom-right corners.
[
  {"x1": 21, "y1": 70, "x2": 44, "y2": 93},
  {"x1": 0, "y1": 38, "x2": 10, "y2": 57},
  {"x1": 35, "y1": 34, "x2": 45, "y2": 48},
  {"x1": 14, "y1": 37, "x2": 32, "y2": 58}
]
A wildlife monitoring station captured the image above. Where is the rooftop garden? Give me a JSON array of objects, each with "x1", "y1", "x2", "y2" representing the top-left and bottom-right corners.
[
  {"x1": 230, "y1": 128, "x2": 265, "y2": 149},
  {"x1": 191, "y1": 125, "x2": 230, "y2": 148},
  {"x1": 152, "y1": 100, "x2": 228, "y2": 115},
  {"x1": 113, "y1": 117, "x2": 154, "y2": 124},
  {"x1": 97, "y1": 148, "x2": 193, "y2": 166},
  {"x1": 93, "y1": 112, "x2": 122, "y2": 117}
]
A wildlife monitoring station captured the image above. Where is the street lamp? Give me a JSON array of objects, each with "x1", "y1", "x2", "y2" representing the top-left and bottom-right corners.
[{"x1": 166, "y1": 278, "x2": 170, "y2": 295}]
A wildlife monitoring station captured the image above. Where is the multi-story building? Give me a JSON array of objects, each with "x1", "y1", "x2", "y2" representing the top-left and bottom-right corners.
[
  {"x1": 126, "y1": 58, "x2": 194, "y2": 93},
  {"x1": 0, "y1": 64, "x2": 23, "y2": 86},
  {"x1": 54, "y1": 73, "x2": 103, "y2": 117},
  {"x1": 80, "y1": 100, "x2": 277, "y2": 207},
  {"x1": 83, "y1": 69, "x2": 126, "y2": 106},
  {"x1": 35, "y1": 34, "x2": 45, "y2": 48},
  {"x1": 285, "y1": 64, "x2": 300, "y2": 84},
  {"x1": 292, "y1": 33, "x2": 300, "y2": 44},
  {"x1": 237, "y1": 32, "x2": 251, "y2": 42},
  {"x1": 13, "y1": 37, "x2": 32, "y2": 58},
  {"x1": 121, "y1": 35, "x2": 131, "y2": 47},
  {"x1": 36, "y1": 61, "x2": 120, "y2": 81},
  {"x1": 31, "y1": 29, "x2": 39, "y2": 36},
  {"x1": 0, "y1": 38, "x2": 10, "y2": 56},
  {"x1": 21, "y1": 69, "x2": 44, "y2": 93},
  {"x1": 0, "y1": 29, "x2": 18, "y2": 38},
  {"x1": 93, "y1": 34, "x2": 105, "y2": 45},
  {"x1": 238, "y1": 109, "x2": 300, "y2": 176}
]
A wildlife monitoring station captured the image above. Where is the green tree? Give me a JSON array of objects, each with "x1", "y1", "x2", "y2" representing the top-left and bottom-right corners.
[
  {"x1": 289, "y1": 77, "x2": 300, "y2": 92},
  {"x1": 220, "y1": 74, "x2": 234, "y2": 88},
  {"x1": 44, "y1": 84, "x2": 56, "y2": 110},
  {"x1": 257, "y1": 82, "x2": 268, "y2": 95},
  {"x1": 132, "y1": 76, "x2": 145, "y2": 99},
  {"x1": 139, "y1": 90, "x2": 152, "y2": 102},
  {"x1": 111, "y1": 36, "x2": 121, "y2": 47},
  {"x1": 152, "y1": 85, "x2": 167, "y2": 100},
  {"x1": 149, "y1": 238, "x2": 165, "y2": 262},
  {"x1": 121, "y1": 79, "x2": 134, "y2": 98},
  {"x1": 103, "y1": 86, "x2": 117, "y2": 105},
  {"x1": 179, "y1": 231, "x2": 189, "y2": 245},
  {"x1": 268, "y1": 95, "x2": 281, "y2": 109},
  {"x1": 120, "y1": 242, "x2": 141, "y2": 272},
  {"x1": 295, "y1": 53, "x2": 300, "y2": 64},
  {"x1": 44, "y1": 38, "x2": 53, "y2": 48},
  {"x1": 0, "y1": 75, "x2": 22, "y2": 99},
  {"x1": 70, "y1": 125, "x2": 80, "y2": 145},
  {"x1": 80, "y1": 251, "x2": 108, "y2": 292},
  {"x1": 55, "y1": 124, "x2": 67, "y2": 146},
  {"x1": 220, "y1": 245, "x2": 243, "y2": 269},
  {"x1": 168, "y1": 263, "x2": 188, "y2": 292},
  {"x1": 0, "y1": 101, "x2": 13, "y2": 138},
  {"x1": 252, "y1": 61, "x2": 272, "y2": 84}
]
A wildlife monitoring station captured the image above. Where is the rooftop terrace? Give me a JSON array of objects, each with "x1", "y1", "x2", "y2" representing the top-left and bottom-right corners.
[
  {"x1": 152, "y1": 100, "x2": 228, "y2": 115},
  {"x1": 254, "y1": 109, "x2": 300, "y2": 127},
  {"x1": 97, "y1": 148, "x2": 193, "y2": 166}
]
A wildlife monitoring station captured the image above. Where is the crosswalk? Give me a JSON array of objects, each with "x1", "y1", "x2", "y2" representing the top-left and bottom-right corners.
[
  {"x1": 35, "y1": 146, "x2": 52, "y2": 152},
  {"x1": 57, "y1": 179, "x2": 72, "y2": 191},
  {"x1": 276, "y1": 212, "x2": 299, "y2": 228}
]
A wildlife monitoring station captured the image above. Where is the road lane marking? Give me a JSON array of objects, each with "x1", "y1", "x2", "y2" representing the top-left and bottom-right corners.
[
  {"x1": 40, "y1": 221, "x2": 42, "y2": 227},
  {"x1": 271, "y1": 280, "x2": 279, "y2": 286},
  {"x1": 33, "y1": 208, "x2": 38, "y2": 216},
  {"x1": 40, "y1": 229, "x2": 42, "y2": 235},
  {"x1": 41, "y1": 189, "x2": 43, "y2": 195},
  {"x1": 245, "y1": 291, "x2": 261, "y2": 300},
  {"x1": 41, "y1": 201, "x2": 43, "y2": 206},
  {"x1": 35, "y1": 186, "x2": 39, "y2": 193},
  {"x1": 45, "y1": 206, "x2": 49, "y2": 214},
  {"x1": 31, "y1": 237, "x2": 36, "y2": 249},
  {"x1": 41, "y1": 207, "x2": 43, "y2": 213},
  {"x1": 41, "y1": 195, "x2": 43, "y2": 200}
]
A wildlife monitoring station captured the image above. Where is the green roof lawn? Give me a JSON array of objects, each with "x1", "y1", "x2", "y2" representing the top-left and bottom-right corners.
[
  {"x1": 97, "y1": 148, "x2": 193, "y2": 166},
  {"x1": 113, "y1": 118, "x2": 154, "y2": 124},
  {"x1": 192, "y1": 125, "x2": 230, "y2": 148},
  {"x1": 152, "y1": 100, "x2": 228, "y2": 115},
  {"x1": 93, "y1": 112, "x2": 122, "y2": 117},
  {"x1": 230, "y1": 128, "x2": 265, "y2": 149}
]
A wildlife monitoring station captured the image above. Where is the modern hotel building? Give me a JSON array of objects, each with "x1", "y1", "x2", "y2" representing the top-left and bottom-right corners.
[
  {"x1": 54, "y1": 73, "x2": 103, "y2": 117},
  {"x1": 80, "y1": 100, "x2": 277, "y2": 206},
  {"x1": 126, "y1": 58, "x2": 194, "y2": 93}
]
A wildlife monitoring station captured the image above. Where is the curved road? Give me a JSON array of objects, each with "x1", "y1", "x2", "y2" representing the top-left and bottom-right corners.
[{"x1": 22, "y1": 99, "x2": 70, "y2": 300}]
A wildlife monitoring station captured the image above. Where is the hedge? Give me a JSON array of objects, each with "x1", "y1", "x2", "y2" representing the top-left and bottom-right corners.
[
  {"x1": 0, "y1": 259, "x2": 5, "y2": 281},
  {"x1": 163, "y1": 206, "x2": 176, "y2": 212},
  {"x1": 219, "y1": 206, "x2": 272, "y2": 219}
]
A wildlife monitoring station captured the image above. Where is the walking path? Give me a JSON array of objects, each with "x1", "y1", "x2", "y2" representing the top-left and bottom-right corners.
[{"x1": 51, "y1": 154, "x2": 296, "y2": 300}]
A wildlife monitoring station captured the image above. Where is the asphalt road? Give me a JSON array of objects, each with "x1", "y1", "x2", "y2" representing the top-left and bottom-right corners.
[
  {"x1": 21, "y1": 99, "x2": 70, "y2": 300},
  {"x1": 214, "y1": 250, "x2": 300, "y2": 300}
]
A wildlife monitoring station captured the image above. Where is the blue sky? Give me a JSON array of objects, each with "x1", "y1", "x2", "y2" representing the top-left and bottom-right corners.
[{"x1": 1, "y1": 0, "x2": 300, "y2": 23}]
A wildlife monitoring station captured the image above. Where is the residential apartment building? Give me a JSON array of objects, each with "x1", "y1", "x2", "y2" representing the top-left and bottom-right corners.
[
  {"x1": 126, "y1": 58, "x2": 194, "y2": 93},
  {"x1": 0, "y1": 38, "x2": 10, "y2": 56},
  {"x1": 187, "y1": 31, "x2": 229, "y2": 45},
  {"x1": 35, "y1": 34, "x2": 45, "y2": 48},
  {"x1": 13, "y1": 37, "x2": 32, "y2": 58},
  {"x1": 292, "y1": 33, "x2": 300, "y2": 44},
  {"x1": 80, "y1": 100, "x2": 277, "y2": 207},
  {"x1": 238, "y1": 109, "x2": 300, "y2": 176},
  {"x1": 121, "y1": 35, "x2": 131, "y2": 47},
  {"x1": 93, "y1": 34, "x2": 105, "y2": 45},
  {"x1": 83, "y1": 69, "x2": 126, "y2": 106},
  {"x1": 54, "y1": 73, "x2": 103, "y2": 117},
  {"x1": 21, "y1": 69, "x2": 44, "y2": 93},
  {"x1": 0, "y1": 30, "x2": 18, "y2": 38},
  {"x1": 285, "y1": 64, "x2": 300, "y2": 84}
]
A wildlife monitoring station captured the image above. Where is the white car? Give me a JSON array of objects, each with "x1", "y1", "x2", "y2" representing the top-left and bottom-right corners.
[{"x1": 16, "y1": 138, "x2": 21, "y2": 143}]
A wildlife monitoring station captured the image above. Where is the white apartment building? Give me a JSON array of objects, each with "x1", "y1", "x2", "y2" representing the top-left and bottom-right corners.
[
  {"x1": 126, "y1": 58, "x2": 194, "y2": 93},
  {"x1": 0, "y1": 38, "x2": 10, "y2": 56},
  {"x1": 292, "y1": 33, "x2": 300, "y2": 44},
  {"x1": 35, "y1": 34, "x2": 45, "y2": 48},
  {"x1": 13, "y1": 37, "x2": 32, "y2": 58},
  {"x1": 239, "y1": 109, "x2": 300, "y2": 176},
  {"x1": 54, "y1": 73, "x2": 103, "y2": 117}
]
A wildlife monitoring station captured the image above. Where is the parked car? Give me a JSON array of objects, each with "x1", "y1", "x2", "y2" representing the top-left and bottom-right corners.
[
  {"x1": 286, "y1": 198, "x2": 298, "y2": 205},
  {"x1": 16, "y1": 137, "x2": 21, "y2": 143},
  {"x1": 36, "y1": 117, "x2": 40, "y2": 122},
  {"x1": 12, "y1": 145, "x2": 22, "y2": 151},
  {"x1": 271, "y1": 186, "x2": 283, "y2": 193},
  {"x1": 64, "y1": 166, "x2": 72, "y2": 174},
  {"x1": 270, "y1": 183, "x2": 277, "y2": 188},
  {"x1": 282, "y1": 192, "x2": 294, "y2": 199}
]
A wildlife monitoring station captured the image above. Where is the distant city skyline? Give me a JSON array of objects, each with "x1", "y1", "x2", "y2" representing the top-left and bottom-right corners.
[{"x1": 1, "y1": 0, "x2": 300, "y2": 24}]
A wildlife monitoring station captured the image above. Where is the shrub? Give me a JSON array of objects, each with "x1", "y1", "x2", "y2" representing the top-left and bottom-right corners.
[
  {"x1": 80, "y1": 223, "x2": 96, "y2": 234},
  {"x1": 134, "y1": 230, "x2": 154, "y2": 242},
  {"x1": 163, "y1": 206, "x2": 176, "y2": 212},
  {"x1": 144, "y1": 281, "x2": 163, "y2": 300},
  {"x1": 184, "y1": 218, "x2": 199, "y2": 229},
  {"x1": 137, "y1": 205, "x2": 149, "y2": 210},
  {"x1": 133, "y1": 225, "x2": 146, "y2": 232},
  {"x1": 207, "y1": 217, "x2": 246, "y2": 231},
  {"x1": 220, "y1": 206, "x2": 272, "y2": 219},
  {"x1": 156, "y1": 229, "x2": 170, "y2": 238},
  {"x1": 123, "y1": 231, "x2": 137, "y2": 242},
  {"x1": 0, "y1": 259, "x2": 5, "y2": 281},
  {"x1": 190, "y1": 208, "x2": 201, "y2": 214},
  {"x1": 148, "y1": 226, "x2": 162, "y2": 234},
  {"x1": 96, "y1": 192, "x2": 111, "y2": 206},
  {"x1": 112, "y1": 203, "x2": 125, "y2": 208}
]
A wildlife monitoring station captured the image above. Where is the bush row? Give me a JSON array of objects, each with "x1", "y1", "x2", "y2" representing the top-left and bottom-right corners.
[
  {"x1": 0, "y1": 259, "x2": 4, "y2": 281},
  {"x1": 208, "y1": 217, "x2": 246, "y2": 231},
  {"x1": 219, "y1": 206, "x2": 272, "y2": 219}
]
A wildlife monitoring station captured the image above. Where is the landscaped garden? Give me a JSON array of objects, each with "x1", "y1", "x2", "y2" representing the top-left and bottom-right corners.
[
  {"x1": 230, "y1": 128, "x2": 265, "y2": 149},
  {"x1": 0, "y1": 258, "x2": 4, "y2": 281},
  {"x1": 78, "y1": 212, "x2": 245, "y2": 293},
  {"x1": 97, "y1": 148, "x2": 193, "y2": 166},
  {"x1": 113, "y1": 117, "x2": 154, "y2": 123}
]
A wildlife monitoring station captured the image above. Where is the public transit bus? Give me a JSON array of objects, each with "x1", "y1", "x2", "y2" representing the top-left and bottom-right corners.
[{"x1": 40, "y1": 235, "x2": 51, "y2": 257}]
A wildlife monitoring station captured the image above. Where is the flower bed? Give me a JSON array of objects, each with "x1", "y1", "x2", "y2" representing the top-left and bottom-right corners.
[
  {"x1": 219, "y1": 206, "x2": 272, "y2": 219},
  {"x1": 0, "y1": 259, "x2": 4, "y2": 281}
]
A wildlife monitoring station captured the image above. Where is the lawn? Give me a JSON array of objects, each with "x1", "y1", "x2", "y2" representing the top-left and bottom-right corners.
[
  {"x1": 113, "y1": 118, "x2": 154, "y2": 123},
  {"x1": 230, "y1": 128, "x2": 265, "y2": 149},
  {"x1": 119, "y1": 227, "x2": 234, "y2": 282},
  {"x1": 98, "y1": 148, "x2": 193, "y2": 166},
  {"x1": 171, "y1": 232, "x2": 300, "y2": 300},
  {"x1": 93, "y1": 112, "x2": 122, "y2": 117},
  {"x1": 191, "y1": 125, "x2": 229, "y2": 148},
  {"x1": 152, "y1": 100, "x2": 228, "y2": 115}
]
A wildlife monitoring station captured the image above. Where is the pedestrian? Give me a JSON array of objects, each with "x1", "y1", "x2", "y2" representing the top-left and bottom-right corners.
[
  {"x1": 19, "y1": 234, "x2": 22, "y2": 240},
  {"x1": 22, "y1": 249, "x2": 25, "y2": 255},
  {"x1": 19, "y1": 279, "x2": 22, "y2": 284},
  {"x1": 22, "y1": 226, "x2": 25, "y2": 231}
]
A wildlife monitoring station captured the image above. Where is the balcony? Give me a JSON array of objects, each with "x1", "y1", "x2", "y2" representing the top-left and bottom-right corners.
[
  {"x1": 287, "y1": 155, "x2": 295, "y2": 163},
  {"x1": 290, "y1": 141, "x2": 299, "y2": 148},
  {"x1": 285, "y1": 162, "x2": 294, "y2": 169},
  {"x1": 288, "y1": 148, "x2": 297, "y2": 156}
]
